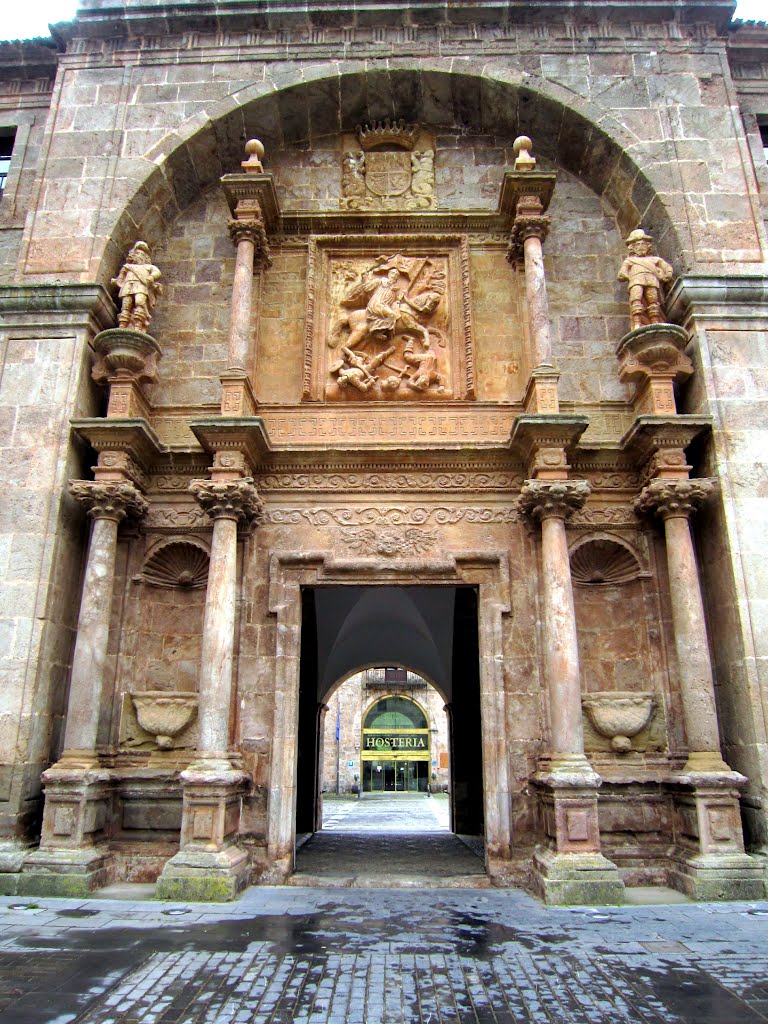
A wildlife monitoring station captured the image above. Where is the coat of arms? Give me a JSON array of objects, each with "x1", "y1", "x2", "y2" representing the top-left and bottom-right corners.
[{"x1": 340, "y1": 121, "x2": 437, "y2": 212}]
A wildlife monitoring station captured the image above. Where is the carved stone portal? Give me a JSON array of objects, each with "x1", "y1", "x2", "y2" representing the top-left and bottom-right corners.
[{"x1": 303, "y1": 238, "x2": 474, "y2": 402}]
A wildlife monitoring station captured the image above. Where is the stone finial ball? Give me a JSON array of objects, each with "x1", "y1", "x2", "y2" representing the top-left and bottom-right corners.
[
  {"x1": 513, "y1": 135, "x2": 533, "y2": 156},
  {"x1": 245, "y1": 138, "x2": 265, "y2": 161}
]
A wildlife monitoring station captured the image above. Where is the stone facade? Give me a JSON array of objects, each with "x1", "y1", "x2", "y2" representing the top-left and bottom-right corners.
[{"x1": 0, "y1": 0, "x2": 767, "y2": 903}]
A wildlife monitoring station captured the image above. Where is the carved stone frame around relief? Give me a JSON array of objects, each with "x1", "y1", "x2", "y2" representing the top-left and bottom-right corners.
[{"x1": 302, "y1": 235, "x2": 475, "y2": 403}]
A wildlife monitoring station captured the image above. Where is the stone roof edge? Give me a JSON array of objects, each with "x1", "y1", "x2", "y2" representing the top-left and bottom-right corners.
[{"x1": 49, "y1": 0, "x2": 738, "y2": 42}]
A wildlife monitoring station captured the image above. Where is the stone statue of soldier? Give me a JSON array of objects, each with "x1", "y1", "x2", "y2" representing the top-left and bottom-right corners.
[
  {"x1": 111, "y1": 241, "x2": 163, "y2": 333},
  {"x1": 618, "y1": 229, "x2": 674, "y2": 330}
]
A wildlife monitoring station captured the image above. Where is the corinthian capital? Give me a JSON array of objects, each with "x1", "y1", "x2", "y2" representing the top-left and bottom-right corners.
[
  {"x1": 68, "y1": 480, "x2": 148, "y2": 522},
  {"x1": 227, "y1": 215, "x2": 272, "y2": 268},
  {"x1": 189, "y1": 478, "x2": 263, "y2": 524},
  {"x1": 635, "y1": 478, "x2": 715, "y2": 521},
  {"x1": 518, "y1": 479, "x2": 591, "y2": 521}
]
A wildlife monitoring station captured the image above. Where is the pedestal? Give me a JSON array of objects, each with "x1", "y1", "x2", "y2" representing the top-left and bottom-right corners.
[
  {"x1": 19, "y1": 766, "x2": 112, "y2": 897},
  {"x1": 531, "y1": 767, "x2": 625, "y2": 905},
  {"x1": 668, "y1": 770, "x2": 765, "y2": 900},
  {"x1": 155, "y1": 765, "x2": 250, "y2": 901}
]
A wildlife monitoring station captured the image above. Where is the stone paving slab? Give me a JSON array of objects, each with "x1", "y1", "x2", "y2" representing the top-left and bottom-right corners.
[{"x1": 0, "y1": 889, "x2": 767, "y2": 1023}]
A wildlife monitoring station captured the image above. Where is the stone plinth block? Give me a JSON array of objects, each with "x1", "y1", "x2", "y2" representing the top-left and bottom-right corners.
[
  {"x1": 155, "y1": 766, "x2": 249, "y2": 902},
  {"x1": 668, "y1": 771, "x2": 764, "y2": 899},
  {"x1": 616, "y1": 323, "x2": 692, "y2": 416},
  {"x1": 523, "y1": 364, "x2": 560, "y2": 415},
  {"x1": 19, "y1": 768, "x2": 112, "y2": 897},
  {"x1": 531, "y1": 848, "x2": 625, "y2": 906}
]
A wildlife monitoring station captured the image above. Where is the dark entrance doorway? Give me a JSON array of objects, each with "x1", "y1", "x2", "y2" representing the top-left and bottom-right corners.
[{"x1": 295, "y1": 585, "x2": 484, "y2": 858}]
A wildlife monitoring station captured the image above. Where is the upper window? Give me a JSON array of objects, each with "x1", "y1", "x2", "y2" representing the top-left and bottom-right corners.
[
  {"x1": 761, "y1": 124, "x2": 768, "y2": 164},
  {"x1": 363, "y1": 696, "x2": 428, "y2": 731},
  {"x1": 0, "y1": 131, "x2": 16, "y2": 195}
]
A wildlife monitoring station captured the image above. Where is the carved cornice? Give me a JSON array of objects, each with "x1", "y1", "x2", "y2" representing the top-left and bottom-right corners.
[
  {"x1": 518, "y1": 479, "x2": 591, "y2": 521},
  {"x1": 0, "y1": 284, "x2": 115, "y2": 334},
  {"x1": 190, "y1": 418, "x2": 272, "y2": 473},
  {"x1": 498, "y1": 170, "x2": 557, "y2": 218},
  {"x1": 189, "y1": 479, "x2": 263, "y2": 524},
  {"x1": 68, "y1": 480, "x2": 148, "y2": 522},
  {"x1": 634, "y1": 478, "x2": 716, "y2": 521},
  {"x1": 620, "y1": 415, "x2": 711, "y2": 468}
]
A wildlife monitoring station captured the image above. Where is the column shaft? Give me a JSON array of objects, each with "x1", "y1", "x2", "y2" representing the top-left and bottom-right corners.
[
  {"x1": 523, "y1": 233, "x2": 552, "y2": 366},
  {"x1": 663, "y1": 514, "x2": 722, "y2": 754},
  {"x1": 197, "y1": 515, "x2": 239, "y2": 757},
  {"x1": 540, "y1": 514, "x2": 585, "y2": 759},
  {"x1": 228, "y1": 236, "x2": 256, "y2": 368},
  {"x1": 62, "y1": 515, "x2": 120, "y2": 755}
]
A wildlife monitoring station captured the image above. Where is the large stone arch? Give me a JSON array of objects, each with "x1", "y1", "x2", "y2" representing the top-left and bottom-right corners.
[{"x1": 100, "y1": 59, "x2": 688, "y2": 283}]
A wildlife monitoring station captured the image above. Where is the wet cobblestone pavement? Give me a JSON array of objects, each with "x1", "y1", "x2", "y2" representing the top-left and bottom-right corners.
[{"x1": 1, "y1": 887, "x2": 768, "y2": 1023}]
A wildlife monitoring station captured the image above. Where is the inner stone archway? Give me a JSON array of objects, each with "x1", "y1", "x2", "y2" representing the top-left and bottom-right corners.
[{"x1": 294, "y1": 585, "x2": 485, "y2": 880}]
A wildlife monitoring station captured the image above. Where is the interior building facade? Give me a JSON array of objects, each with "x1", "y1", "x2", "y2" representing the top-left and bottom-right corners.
[{"x1": 1, "y1": 0, "x2": 768, "y2": 903}]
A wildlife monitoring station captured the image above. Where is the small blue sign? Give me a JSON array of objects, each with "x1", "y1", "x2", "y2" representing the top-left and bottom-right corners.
[{"x1": 347, "y1": 761, "x2": 355, "y2": 767}]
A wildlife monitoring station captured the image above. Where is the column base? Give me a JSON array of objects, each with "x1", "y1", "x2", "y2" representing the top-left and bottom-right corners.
[
  {"x1": 155, "y1": 846, "x2": 250, "y2": 902},
  {"x1": 669, "y1": 852, "x2": 765, "y2": 902},
  {"x1": 18, "y1": 847, "x2": 111, "y2": 898},
  {"x1": 531, "y1": 847, "x2": 625, "y2": 905}
]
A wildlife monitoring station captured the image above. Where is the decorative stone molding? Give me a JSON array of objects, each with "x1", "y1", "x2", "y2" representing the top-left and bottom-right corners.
[
  {"x1": 265, "y1": 505, "x2": 518, "y2": 527},
  {"x1": 189, "y1": 479, "x2": 263, "y2": 524},
  {"x1": 582, "y1": 693, "x2": 656, "y2": 753},
  {"x1": 635, "y1": 479, "x2": 715, "y2": 521},
  {"x1": 518, "y1": 479, "x2": 591, "y2": 521},
  {"x1": 256, "y1": 468, "x2": 523, "y2": 493},
  {"x1": 340, "y1": 525, "x2": 438, "y2": 557},
  {"x1": 131, "y1": 692, "x2": 199, "y2": 750},
  {"x1": 138, "y1": 540, "x2": 210, "y2": 589},
  {"x1": 68, "y1": 480, "x2": 148, "y2": 522},
  {"x1": 509, "y1": 415, "x2": 589, "y2": 481}
]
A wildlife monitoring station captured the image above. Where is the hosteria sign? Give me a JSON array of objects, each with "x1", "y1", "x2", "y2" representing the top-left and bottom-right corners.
[{"x1": 363, "y1": 734, "x2": 428, "y2": 751}]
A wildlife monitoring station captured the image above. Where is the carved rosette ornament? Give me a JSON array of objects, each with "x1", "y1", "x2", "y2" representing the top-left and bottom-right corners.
[
  {"x1": 68, "y1": 480, "x2": 148, "y2": 522},
  {"x1": 634, "y1": 479, "x2": 715, "y2": 521},
  {"x1": 518, "y1": 479, "x2": 591, "y2": 521},
  {"x1": 189, "y1": 479, "x2": 263, "y2": 524}
]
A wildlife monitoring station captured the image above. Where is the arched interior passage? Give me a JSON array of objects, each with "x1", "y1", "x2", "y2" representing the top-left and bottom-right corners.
[{"x1": 296, "y1": 585, "x2": 484, "y2": 859}]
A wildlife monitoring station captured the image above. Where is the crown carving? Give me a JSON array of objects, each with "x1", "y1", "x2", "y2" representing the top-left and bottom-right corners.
[{"x1": 356, "y1": 119, "x2": 418, "y2": 151}]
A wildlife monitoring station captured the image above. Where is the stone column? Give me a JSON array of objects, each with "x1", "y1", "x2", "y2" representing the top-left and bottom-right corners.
[
  {"x1": 517, "y1": 205, "x2": 553, "y2": 369},
  {"x1": 635, "y1": 478, "x2": 763, "y2": 900},
  {"x1": 156, "y1": 478, "x2": 262, "y2": 902},
  {"x1": 219, "y1": 138, "x2": 277, "y2": 419},
  {"x1": 519, "y1": 479, "x2": 624, "y2": 904},
  {"x1": 635, "y1": 479, "x2": 728, "y2": 772},
  {"x1": 226, "y1": 215, "x2": 269, "y2": 371},
  {"x1": 20, "y1": 481, "x2": 147, "y2": 897},
  {"x1": 61, "y1": 482, "x2": 148, "y2": 765},
  {"x1": 504, "y1": 136, "x2": 559, "y2": 414}
]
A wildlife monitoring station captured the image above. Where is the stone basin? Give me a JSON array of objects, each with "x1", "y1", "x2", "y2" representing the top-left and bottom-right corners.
[
  {"x1": 582, "y1": 692, "x2": 656, "y2": 753},
  {"x1": 131, "y1": 691, "x2": 198, "y2": 749}
]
